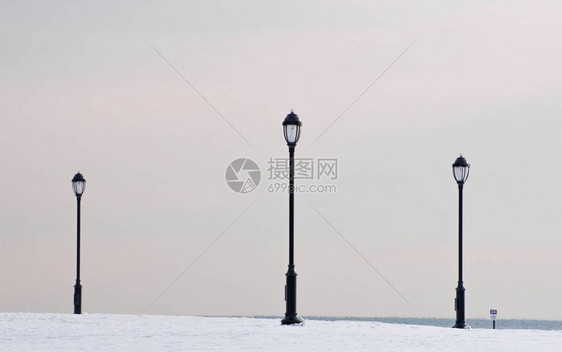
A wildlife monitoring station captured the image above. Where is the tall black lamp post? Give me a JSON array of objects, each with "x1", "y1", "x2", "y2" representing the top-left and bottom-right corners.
[
  {"x1": 72, "y1": 172, "x2": 86, "y2": 314},
  {"x1": 452, "y1": 155, "x2": 469, "y2": 328},
  {"x1": 281, "y1": 110, "x2": 303, "y2": 325}
]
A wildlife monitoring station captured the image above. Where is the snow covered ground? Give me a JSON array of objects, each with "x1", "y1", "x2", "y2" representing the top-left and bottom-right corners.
[{"x1": 1, "y1": 313, "x2": 561, "y2": 351}]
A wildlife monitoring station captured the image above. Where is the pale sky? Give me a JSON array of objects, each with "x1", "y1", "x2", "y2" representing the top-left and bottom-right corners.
[{"x1": 2, "y1": 1, "x2": 562, "y2": 320}]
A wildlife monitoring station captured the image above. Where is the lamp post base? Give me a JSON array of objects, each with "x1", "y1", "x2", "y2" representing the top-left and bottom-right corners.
[
  {"x1": 281, "y1": 266, "x2": 302, "y2": 325},
  {"x1": 281, "y1": 314, "x2": 303, "y2": 325},
  {"x1": 74, "y1": 282, "x2": 82, "y2": 315},
  {"x1": 453, "y1": 285, "x2": 466, "y2": 329}
]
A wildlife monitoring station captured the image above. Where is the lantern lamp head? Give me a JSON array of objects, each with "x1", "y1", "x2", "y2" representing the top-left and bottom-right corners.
[
  {"x1": 282, "y1": 110, "x2": 302, "y2": 146},
  {"x1": 452, "y1": 155, "x2": 470, "y2": 184},
  {"x1": 72, "y1": 172, "x2": 86, "y2": 197}
]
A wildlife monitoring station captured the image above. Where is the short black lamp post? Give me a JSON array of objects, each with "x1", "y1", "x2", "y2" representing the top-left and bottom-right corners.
[
  {"x1": 72, "y1": 172, "x2": 86, "y2": 314},
  {"x1": 281, "y1": 110, "x2": 303, "y2": 325},
  {"x1": 452, "y1": 155, "x2": 469, "y2": 328}
]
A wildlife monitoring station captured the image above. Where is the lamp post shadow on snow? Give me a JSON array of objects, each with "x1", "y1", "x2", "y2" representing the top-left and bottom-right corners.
[
  {"x1": 452, "y1": 155, "x2": 470, "y2": 329},
  {"x1": 281, "y1": 110, "x2": 303, "y2": 325}
]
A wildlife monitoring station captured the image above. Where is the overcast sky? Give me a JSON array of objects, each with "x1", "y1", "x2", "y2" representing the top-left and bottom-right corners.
[{"x1": 2, "y1": 1, "x2": 562, "y2": 320}]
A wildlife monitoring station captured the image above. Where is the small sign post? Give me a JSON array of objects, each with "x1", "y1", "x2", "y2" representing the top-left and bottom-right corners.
[{"x1": 490, "y1": 309, "x2": 497, "y2": 329}]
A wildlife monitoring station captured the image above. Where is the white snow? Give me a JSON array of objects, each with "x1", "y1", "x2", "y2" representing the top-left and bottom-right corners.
[{"x1": 1, "y1": 313, "x2": 561, "y2": 351}]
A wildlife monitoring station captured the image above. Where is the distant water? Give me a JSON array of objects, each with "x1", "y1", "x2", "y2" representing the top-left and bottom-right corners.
[{"x1": 252, "y1": 316, "x2": 562, "y2": 331}]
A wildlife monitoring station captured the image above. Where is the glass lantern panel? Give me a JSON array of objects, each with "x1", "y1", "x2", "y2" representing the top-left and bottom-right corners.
[
  {"x1": 73, "y1": 181, "x2": 85, "y2": 196},
  {"x1": 285, "y1": 125, "x2": 298, "y2": 144},
  {"x1": 453, "y1": 166, "x2": 466, "y2": 183}
]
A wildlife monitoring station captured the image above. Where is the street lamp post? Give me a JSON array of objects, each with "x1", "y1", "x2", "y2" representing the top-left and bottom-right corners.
[
  {"x1": 452, "y1": 155, "x2": 470, "y2": 329},
  {"x1": 281, "y1": 110, "x2": 303, "y2": 325},
  {"x1": 72, "y1": 172, "x2": 86, "y2": 314}
]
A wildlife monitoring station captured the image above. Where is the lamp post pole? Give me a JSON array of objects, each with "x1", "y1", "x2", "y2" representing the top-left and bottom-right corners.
[
  {"x1": 452, "y1": 156, "x2": 469, "y2": 329},
  {"x1": 281, "y1": 110, "x2": 303, "y2": 325},
  {"x1": 454, "y1": 181, "x2": 465, "y2": 328},
  {"x1": 74, "y1": 193, "x2": 82, "y2": 314},
  {"x1": 72, "y1": 172, "x2": 86, "y2": 315}
]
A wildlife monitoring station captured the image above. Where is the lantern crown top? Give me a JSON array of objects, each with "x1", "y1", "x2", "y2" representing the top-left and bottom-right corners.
[
  {"x1": 72, "y1": 172, "x2": 85, "y2": 183},
  {"x1": 282, "y1": 110, "x2": 302, "y2": 126},
  {"x1": 452, "y1": 155, "x2": 469, "y2": 168}
]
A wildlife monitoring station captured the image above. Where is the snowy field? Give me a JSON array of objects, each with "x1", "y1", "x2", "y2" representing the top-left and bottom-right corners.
[{"x1": 1, "y1": 313, "x2": 561, "y2": 351}]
